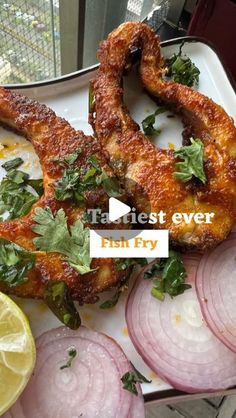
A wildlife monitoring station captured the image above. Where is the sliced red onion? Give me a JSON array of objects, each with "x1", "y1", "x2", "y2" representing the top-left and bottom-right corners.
[
  {"x1": 126, "y1": 254, "x2": 236, "y2": 393},
  {"x1": 129, "y1": 390, "x2": 145, "y2": 418},
  {"x1": 196, "y1": 232, "x2": 236, "y2": 352},
  {"x1": 4, "y1": 326, "x2": 144, "y2": 418}
]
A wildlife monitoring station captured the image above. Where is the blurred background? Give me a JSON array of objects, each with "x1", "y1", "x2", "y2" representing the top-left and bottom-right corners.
[
  {"x1": 0, "y1": 0, "x2": 197, "y2": 84},
  {"x1": 1, "y1": 0, "x2": 235, "y2": 85}
]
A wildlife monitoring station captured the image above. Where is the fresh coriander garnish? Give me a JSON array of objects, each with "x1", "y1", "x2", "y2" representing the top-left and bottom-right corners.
[
  {"x1": 96, "y1": 170, "x2": 121, "y2": 198},
  {"x1": 53, "y1": 148, "x2": 82, "y2": 167},
  {"x1": 52, "y1": 148, "x2": 85, "y2": 204},
  {"x1": 141, "y1": 107, "x2": 167, "y2": 136},
  {"x1": 44, "y1": 281, "x2": 81, "y2": 329},
  {"x1": 88, "y1": 154, "x2": 100, "y2": 171},
  {"x1": 54, "y1": 168, "x2": 82, "y2": 202},
  {"x1": 54, "y1": 154, "x2": 122, "y2": 203},
  {"x1": 99, "y1": 277, "x2": 130, "y2": 310},
  {"x1": 0, "y1": 238, "x2": 35, "y2": 287},
  {"x1": 60, "y1": 347, "x2": 77, "y2": 370},
  {"x1": 85, "y1": 155, "x2": 121, "y2": 197},
  {"x1": 121, "y1": 366, "x2": 151, "y2": 396},
  {"x1": 0, "y1": 159, "x2": 43, "y2": 220},
  {"x1": 144, "y1": 250, "x2": 190, "y2": 300},
  {"x1": 32, "y1": 207, "x2": 95, "y2": 275},
  {"x1": 174, "y1": 138, "x2": 206, "y2": 184},
  {"x1": 64, "y1": 148, "x2": 82, "y2": 166},
  {"x1": 27, "y1": 178, "x2": 44, "y2": 196},
  {"x1": 100, "y1": 259, "x2": 148, "y2": 309},
  {"x1": 1, "y1": 157, "x2": 24, "y2": 171},
  {"x1": 100, "y1": 291, "x2": 121, "y2": 309},
  {"x1": 165, "y1": 42, "x2": 200, "y2": 87},
  {"x1": 5, "y1": 169, "x2": 29, "y2": 184},
  {"x1": 81, "y1": 211, "x2": 93, "y2": 224}
]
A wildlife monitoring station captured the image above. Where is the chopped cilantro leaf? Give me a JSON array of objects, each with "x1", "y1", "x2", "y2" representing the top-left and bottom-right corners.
[
  {"x1": 0, "y1": 238, "x2": 35, "y2": 287},
  {"x1": 53, "y1": 148, "x2": 82, "y2": 167},
  {"x1": 54, "y1": 168, "x2": 81, "y2": 202},
  {"x1": 142, "y1": 107, "x2": 167, "y2": 136},
  {"x1": 0, "y1": 163, "x2": 43, "y2": 220},
  {"x1": 99, "y1": 259, "x2": 148, "y2": 308},
  {"x1": 144, "y1": 250, "x2": 190, "y2": 300},
  {"x1": 27, "y1": 178, "x2": 44, "y2": 196},
  {"x1": 96, "y1": 170, "x2": 121, "y2": 198},
  {"x1": 100, "y1": 291, "x2": 121, "y2": 309},
  {"x1": 60, "y1": 347, "x2": 77, "y2": 370},
  {"x1": 32, "y1": 207, "x2": 95, "y2": 275},
  {"x1": 1, "y1": 157, "x2": 23, "y2": 171},
  {"x1": 174, "y1": 138, "x2": 206, "y2": 184},
  {"x1": 64, "y1": 148, "x2": 82, "y2": 166},
  {"x1": 165, "y1": 42, "x2": 200, "y2": 87},
  {"x1": 87, "y1": 154, "x2": 101, "y2": 171},
  {"x1": 54, "y1": 154, "x2": 122, "y2": 203},
  {"x1": 121, "y1": 366, "x2": 151, "y2": 396}
]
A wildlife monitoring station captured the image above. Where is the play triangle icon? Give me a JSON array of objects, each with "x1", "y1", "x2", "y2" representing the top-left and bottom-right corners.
[{"x1": 109, "y1": 197, "x2": 131, "y2": 222}]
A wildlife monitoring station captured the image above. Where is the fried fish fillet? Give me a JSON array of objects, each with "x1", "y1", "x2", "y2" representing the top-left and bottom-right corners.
[
  {"x1": 91, "y1": 22, "x2": 236, "y2": 250},
  {"x1": 0, "y1": 87, "x2": 128, "y2": 303}
]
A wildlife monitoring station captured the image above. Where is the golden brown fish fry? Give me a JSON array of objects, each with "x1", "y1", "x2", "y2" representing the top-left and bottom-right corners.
[
  {"x1": 91, "y1": 22, "x2": 236, "y2": 250},
  {"x1": 0, "y1": 87, "x2": 128, "y2": 303}
]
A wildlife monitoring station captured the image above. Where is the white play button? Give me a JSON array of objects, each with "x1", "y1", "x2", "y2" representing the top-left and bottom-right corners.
[{"x1": 109, "y1": 197, "x2": 131, "y2": 222}]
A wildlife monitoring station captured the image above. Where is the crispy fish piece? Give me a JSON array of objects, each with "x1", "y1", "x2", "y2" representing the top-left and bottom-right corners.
[
  {"x1": 0, "y1": 87, "x2": 128, "y2": 303},
  {"x1": 91, "y1": 22, "x2": 236, "y2": 250}
]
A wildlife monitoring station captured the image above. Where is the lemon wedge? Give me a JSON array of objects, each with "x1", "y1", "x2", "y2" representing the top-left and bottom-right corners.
[{"x1": 0, "y1": 292, "x2": 36, "y2": 415}]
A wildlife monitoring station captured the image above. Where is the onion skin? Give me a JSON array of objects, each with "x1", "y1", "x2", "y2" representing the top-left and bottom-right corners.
[
  {"x1": 126, "y1": 254, "x2": 236, "y2": 394},
  {"x1": 196, "y1": 232, "x2": 236, "y2": 352},
  {"x1": 3, "y1": 326, "x2": 145, "y2": 418}
]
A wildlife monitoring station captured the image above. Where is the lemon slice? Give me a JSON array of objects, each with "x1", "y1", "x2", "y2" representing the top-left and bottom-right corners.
[{"x1": 0, "y1": 292, "x2": 36, "y2": 415}]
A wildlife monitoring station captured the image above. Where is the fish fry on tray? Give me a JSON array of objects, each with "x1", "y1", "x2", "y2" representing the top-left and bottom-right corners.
[
  {"x1": 0, "y1": 87, "x2": 129, "y2": 307},
  {"x1": 90, "y1": 22, "x2": 236, "y2": 250}
]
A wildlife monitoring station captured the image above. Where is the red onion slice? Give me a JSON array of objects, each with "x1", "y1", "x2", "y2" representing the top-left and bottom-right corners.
[
  {"x1": 4, "y1": 326, "x2": 144, "y2": 418},
  {"x1": 126, "y1": 254, "x2": 236, "y2": 393},
  {"x1": 196, "y1": 232, "x2": 236, "y2": 352},
  {"x1": 129, "y1": 390, "x2": 145, "y2": 418}
]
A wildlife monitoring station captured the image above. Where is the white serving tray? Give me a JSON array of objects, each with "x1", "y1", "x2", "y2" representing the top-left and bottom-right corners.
[{"x1": 1, "y1": 37, "x2": 236, "y2": 403}]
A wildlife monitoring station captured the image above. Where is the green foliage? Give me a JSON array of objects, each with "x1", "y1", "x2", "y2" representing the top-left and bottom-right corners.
[
  {"x1": 121, "y1": 366, "x2": 151, "y2": 396},
  {"x1": 144, "y1": 250, "x2": 191, "y2": 300},
  {"x1": 0, "y1": 159, "x2": 43, "y2": 220},
  {"x1": 174, "y1": 138, "x2": 206, "y2": 183},
  {"x1": 0, "y1": 239, "x2": 35, "y2": 287},
  {"x1": 141, "y1": 107, "x2": 167, "y2": 136},
  {"x1": 166, "y1": 43, "x2": 200, "y2": 87},
  {"x1": 54, "y1": 153, "x2": 121, "y2": 203},
  {"x1": 60, "y1": 348, "x2": 77, "y2": 370},
  {"x1": 32, "y1": 207, "x2": 94, "y2": 275}
]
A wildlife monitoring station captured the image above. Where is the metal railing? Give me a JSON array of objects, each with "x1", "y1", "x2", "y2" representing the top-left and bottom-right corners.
[
  {"x1": 0, "y1": 0, "x2": 182, "y2": 84},
  {"x1": 0, "y1": 0, "x2": 60, "y2": 83}
]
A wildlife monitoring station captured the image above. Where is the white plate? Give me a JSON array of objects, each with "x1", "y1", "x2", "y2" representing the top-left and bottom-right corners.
[{"x1": 1, "y1": 38, "x2": 236, "y2": 402}]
